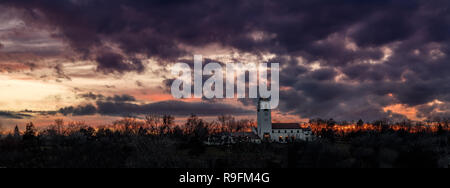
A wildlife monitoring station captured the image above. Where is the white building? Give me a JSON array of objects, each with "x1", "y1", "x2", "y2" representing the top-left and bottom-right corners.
[
  {"x1": 256, "y1": 98, "x2": 313, "y2": 143},
  {"x1": 270, "y1": 123, "x2": 313, "y2": 142}
]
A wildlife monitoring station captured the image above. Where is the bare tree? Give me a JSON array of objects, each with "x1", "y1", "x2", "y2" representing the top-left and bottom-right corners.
[
  {"x1": 357, "y1": 119, "x2": 364, "y2": 127},
  {"x1": 162, "y1": 115, "x2": 175, "y2": 127},
  {"x1": 185, "y1": 115, "x2": 200, "y2": 135},
  {"x1": 112, "y1": 117, "x2": 143, "y2": 134},
  {"x1": 66, "y1": 121, "x2": 89, "y2": 134},
  {"x1": 145, "y1": 114, "x2": 161, "y2": 127},
  {"x1": 235, "y1": 119, "x2": 254, "y2": 132},
  {"x1": 23, "y1": 122, "x2": 36, "y2": 141},
  {"x1": 208, "y1": 121, "x2": 221, "y2": 134},
  {"x1": 54, "y1": 119, "x2": 65, "y2": 135},
  {"x1": 218, "y1": 115, "x2": 234, "y2": 133},
  {"x1": 14, "y1": 125, "x2": 20, "y2": 138},
  {"x1": 0, "y1": 121, "x2": 4, "y2": 136},
  {"x1": 145, "y1": 114, "x2": 161, "y2": 134}
]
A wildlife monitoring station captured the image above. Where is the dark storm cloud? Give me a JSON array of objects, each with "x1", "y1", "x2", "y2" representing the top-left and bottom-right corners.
[
  {"x1": 135, "y1": 80, "x2": 144, "y2": 87},
  {"x1": 95, "y1": 52, "x2": 145, "y2": 73},
  {"x1": 59, "y1": 100, "x2": 252, "y2": 117},
  {"x1": 106, "y1": 95, "x2": 137, "y2": 102},
  {"x1": 96, "y1": 100, "x2": 252, "y2": 116},
  {"x1": 1, "y1": 0, "x2": 450, "y2": 120},
  {"x1": 417, "y1": 102, "x2": 450, "y2": 120},
  {"x1": 78, "y1": 93, "x2": 136, "y2": 102},
  {"x1": 0, "y1": 0, "x2": 403, "y2": 69},
  {"x1": 54, "y1": 64, "x2": 71, "y2": 81},
  {"x1": 1, "y1": 0, "x2": 447, "y2": 65},
  {"x1": 278, "y1": 87, "x2": 408, "y2": 122},
  {"x1": 309, "y1": 68, "x2": 338, "y2": 81},
  {"x1": 69, "y1": 92, "x2": 251, "y2": 117},
  {"x1": 350, "y1": 0, "x2": 419, "y2": 47},
  {"x1": 160, "y1": 57, "x2": 228, "y2": 95},
  {"x1": 78, "y1": 92, "x2": 104, "y2": 101},
  {"x1": 0, "y1": 111, "x2": 32, "y2": 119},
  {"x1": 59, "y1": 104, "x2": 97, "y2": 116}
]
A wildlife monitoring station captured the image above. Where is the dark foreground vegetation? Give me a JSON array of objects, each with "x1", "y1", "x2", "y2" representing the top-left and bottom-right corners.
[{"x1": 0, "y1": 116, "x2": 449, "y2": 168}]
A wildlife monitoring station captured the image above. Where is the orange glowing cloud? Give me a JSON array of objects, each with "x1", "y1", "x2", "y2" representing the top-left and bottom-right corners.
[{"x1": 383, "y1": 104, "x2": 421, "y2": 121}]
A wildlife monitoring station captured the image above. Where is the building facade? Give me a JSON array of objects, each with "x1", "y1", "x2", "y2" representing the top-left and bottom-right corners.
[{"x1": 271, "y1": 123, "x2": 313, "y2": 142}]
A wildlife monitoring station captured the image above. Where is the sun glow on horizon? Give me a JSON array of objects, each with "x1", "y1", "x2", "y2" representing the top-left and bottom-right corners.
[{"x1": 0, "y1": 75, "x2": 73, "y2": 111}]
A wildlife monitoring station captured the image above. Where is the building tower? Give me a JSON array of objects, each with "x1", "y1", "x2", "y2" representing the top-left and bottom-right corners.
[{"x1": 257, "y1": 98, "x2": 272, "y2": 140}]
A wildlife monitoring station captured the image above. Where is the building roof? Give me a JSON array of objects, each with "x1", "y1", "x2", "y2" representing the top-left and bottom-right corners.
[{"x1": 272, "y1": 123, "x2": 301, "y2": 129}]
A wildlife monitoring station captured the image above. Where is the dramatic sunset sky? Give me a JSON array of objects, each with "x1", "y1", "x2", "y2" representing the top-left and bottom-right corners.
[{"x1": 0, "y1": 0, "x2": 449, "y2": 129}]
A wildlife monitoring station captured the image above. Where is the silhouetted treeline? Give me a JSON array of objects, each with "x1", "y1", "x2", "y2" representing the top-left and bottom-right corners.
[
  {"x1": 309, "y1": 118, "x2": 449, "y2": 136},
  {"x1": 0, "y1": 115, "x2": 448, "y2": 168}
]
